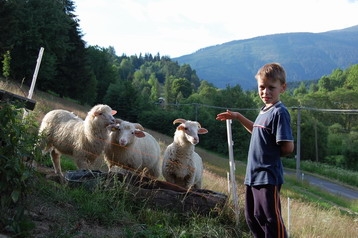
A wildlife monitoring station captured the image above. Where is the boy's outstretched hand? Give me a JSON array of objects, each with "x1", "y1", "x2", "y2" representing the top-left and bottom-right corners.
[{"x1": 216, "y1": 110, "x2": 236, "y2": 121}]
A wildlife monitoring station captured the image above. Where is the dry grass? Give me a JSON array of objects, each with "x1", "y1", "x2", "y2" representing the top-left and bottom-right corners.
[
  {"x1": 147, "y1": 129, "x2": 358, "y2": 238},
  {"x1": 283, "y1": 199, "x2": 358, "y2": 237},
  {"x1": 2, "y1": 79, "x2": 358, "y2": 237}
]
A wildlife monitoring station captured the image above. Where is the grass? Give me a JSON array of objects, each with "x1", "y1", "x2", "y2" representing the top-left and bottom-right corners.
[{"x1": 2, "y1": 79, "x2": 358, "y2": 237}]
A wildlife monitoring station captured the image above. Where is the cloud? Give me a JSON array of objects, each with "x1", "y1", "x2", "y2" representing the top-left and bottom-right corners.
[{"x1": 75, "y1": 0, "x2": 358, "y2": 57}]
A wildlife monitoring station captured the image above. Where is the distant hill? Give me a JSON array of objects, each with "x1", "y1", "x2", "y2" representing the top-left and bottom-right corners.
[{"x1": 174, "y1": 25, "x2": 358, "y2": 90}]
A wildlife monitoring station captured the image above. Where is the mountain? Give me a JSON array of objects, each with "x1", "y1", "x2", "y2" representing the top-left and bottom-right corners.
[{"x1": 174, "y1": 25, "x2": 358, "y2": 90}]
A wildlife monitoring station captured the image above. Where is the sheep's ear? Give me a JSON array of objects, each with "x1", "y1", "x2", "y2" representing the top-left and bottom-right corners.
[
  {"x1": 92, "y1": 111, "x2": 99, "y2": 117},
  {"x1": 177, "y1": 124, "x2": 185, "y2": 131},
  {"x1": 134, "y1": 123, "x2": 144, "y2": 131},
  {"x1": 111, "y1": 110, "x2": 117, "y2": 115},
  {"x1": 198, "y1": 128, "x2": 208, "y2": 134},
  {"x1": 173, "y1": 118, "x2": 186, "y2": 125},
  {"x1": 108, "y1": 124, "x2": 119, "y2": 131},
  {"x1": 134, "y1": 130, "x2": 146, "y2": 138}
]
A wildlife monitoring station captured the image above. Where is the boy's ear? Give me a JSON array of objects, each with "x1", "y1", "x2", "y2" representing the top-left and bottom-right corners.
[{"x1": 281, "y1": 83, "x2": 287, "y2": 93}]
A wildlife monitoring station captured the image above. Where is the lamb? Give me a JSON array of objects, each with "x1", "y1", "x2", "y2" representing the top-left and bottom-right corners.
[
  {"x1": 162, "y1": 118, "x2": 208, "y2": 189},
  {"x1": 104, "y1": 119, "x2": 161, "y2": 179},
  {"x1": 38, "y1": 104, "x2": 117, "y2": 175}
]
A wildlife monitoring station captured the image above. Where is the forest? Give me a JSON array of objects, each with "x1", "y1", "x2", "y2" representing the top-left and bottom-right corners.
[{"x1": 1, "y1": 0, "x2": 358, "y2": 170}]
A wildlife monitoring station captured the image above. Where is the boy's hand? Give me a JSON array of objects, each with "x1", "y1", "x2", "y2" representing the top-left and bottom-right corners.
[{"x1": 216, "y1": 110, "x2": 236, "y2": 121}]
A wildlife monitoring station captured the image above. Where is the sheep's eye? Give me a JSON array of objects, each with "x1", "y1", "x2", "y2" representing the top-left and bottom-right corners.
[{"x1": 184, "y1": 127, "x2": 188, "y2": 131}]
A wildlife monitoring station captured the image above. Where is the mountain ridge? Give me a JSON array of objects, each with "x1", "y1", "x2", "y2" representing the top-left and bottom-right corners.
[{"x1": 174, "y1": 25, "x2": 358, "y2": 90}]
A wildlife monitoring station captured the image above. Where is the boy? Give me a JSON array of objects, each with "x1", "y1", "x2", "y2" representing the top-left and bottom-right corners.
[{"x1": 216, "y1": 62, "x2": 294, "y2": 238}]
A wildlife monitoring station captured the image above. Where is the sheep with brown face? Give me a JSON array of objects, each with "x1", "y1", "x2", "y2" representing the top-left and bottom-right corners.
[
  {"x1": 38, "y1": 104, "x2": 117, "y2": 175},
  {"x1": 162, "y1": 118, "x2": 208, "y2": 189}
]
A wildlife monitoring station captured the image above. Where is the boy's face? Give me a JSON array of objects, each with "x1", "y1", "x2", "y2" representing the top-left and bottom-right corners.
[{"x1": 257, "y1": 76, "x2": 286, "y2": 106}]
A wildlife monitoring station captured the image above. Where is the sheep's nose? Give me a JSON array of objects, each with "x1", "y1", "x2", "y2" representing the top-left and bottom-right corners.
[{"x1": 119, "y1": 139, "x2": 127, "y2": 146}]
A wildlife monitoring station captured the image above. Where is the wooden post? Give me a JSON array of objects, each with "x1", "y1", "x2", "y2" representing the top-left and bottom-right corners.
[
  {"x1": 28, "y1": 47, "x2": 44, "y2": 100},
  {"x1": 287, "y1": 197, "x2": 291, "y2": 237},
  {"x1": 226, "y1": 119, "x2": 240, "y2": 226},
  {"x1": 23, "y1": 47, "x2": 44, "y2": 118}
]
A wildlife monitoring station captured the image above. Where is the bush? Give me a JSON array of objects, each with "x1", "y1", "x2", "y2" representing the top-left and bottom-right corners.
[{"x1": 0, "y1": 101, "x2": 40, "y2": 236}]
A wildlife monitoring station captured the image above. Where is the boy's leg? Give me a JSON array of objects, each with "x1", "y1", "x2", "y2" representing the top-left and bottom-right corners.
[
  {"x1": 252, "y1": 185, "x2": 288, "y2": 238},
  {"x1": 245, "y1": 185, "x2": 265, "y2": 237}
]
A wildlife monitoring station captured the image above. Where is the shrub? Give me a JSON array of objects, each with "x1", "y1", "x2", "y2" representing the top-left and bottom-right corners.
[{"x1": 0, "y1": 101, "x2": 40, "y2": 236}]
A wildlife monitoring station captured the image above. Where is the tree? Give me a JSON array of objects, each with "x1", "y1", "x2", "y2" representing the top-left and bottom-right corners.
[
  {"x1": 329, "y1": 89, "x2": 358, "y2": 131},
  {"x1": 54, "y1": 7, "x2": 96, "y2": 105},
  {"x1": 177, "y1": 64, "x2": 200, "y2": 89},
  {"x1": 293, "y1": 82, "x2": 307, "y2": 96},
  {"x1": 344, "y1": 64, "x2": 358, "y2": 90},
  {"x1": 104, "y1": 80, "x2": 138, "y2": 121},
  {"x1": 148, "y1": 73, "x2": 160, "y2": 101},
  {"x1": 87, "y1": 46, "x2": 118, "y2": 103},
  {"x1": 9, "y1": 0, "x2": 75, "y2": 85},
  {"x1": 0, "y1": 0, "x2": 18, "y2": 70},
  {"x1": 2, "y1": 50, "x2": 11, "y2": 79},
  {"x1": 164, "y1": 75, "x2": 175, "y2": 104},
  {"x1": 300, "y1": 115, "x2": 328, "y2": 161},
  {"x1": 119, "y1": 58, "x2": 134, "y2": 80},
  {"x1": 343, "y1": 131, "x2": 358, "y2": 170},
  {"x1": 171, "y1": 78, "x2": 193, "y2": 101},
  {"x1": 197, "y1": 80, "x2": 218, "y2": 105},
  {"x1": 318, "y1": 76, "x2": 333, "y2": 92}
]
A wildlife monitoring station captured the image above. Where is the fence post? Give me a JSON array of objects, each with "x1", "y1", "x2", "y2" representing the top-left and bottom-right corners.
[
  {"x1": 296, "y1": 107, "x2": 301, "y2": 180},
  {"x1": 226, "y1": 119, "x2": 240, "y2": 226}
]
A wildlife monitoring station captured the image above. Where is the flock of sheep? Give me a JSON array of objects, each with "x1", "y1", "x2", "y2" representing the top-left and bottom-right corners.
[{"x1": 38, "y1": 104, "x2": 209, "y2": 189}]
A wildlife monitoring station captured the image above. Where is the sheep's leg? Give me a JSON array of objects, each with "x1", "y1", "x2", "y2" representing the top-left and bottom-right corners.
[
  {"x1": 193, "y1": 181, "x2": 202, "y2": 189},
  {"x1": 50, "y1": 149, "x2": 62, "y2": 175},
  {"x1": 184, "y1": 174, "x2": 193, "y2": 189}
]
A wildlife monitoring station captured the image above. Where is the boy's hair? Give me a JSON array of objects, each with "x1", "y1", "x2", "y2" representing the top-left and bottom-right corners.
[{"x1": 255, "y1": 62, "x2": 286, "y2": 85}]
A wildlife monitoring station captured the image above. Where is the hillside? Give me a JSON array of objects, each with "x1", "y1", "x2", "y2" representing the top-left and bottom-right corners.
[
  {"x1": 2, "y1": 80, "x2": 358, "y2": 237},
  {"x1": 174, "y1": 25, "x2": 358, "y2": 90}
]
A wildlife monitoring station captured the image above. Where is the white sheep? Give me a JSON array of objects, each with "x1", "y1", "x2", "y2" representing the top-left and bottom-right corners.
[
  {"x1": 104, "y1": 119, "x2": 161, "y2": 179},
  {"x1": 38, "y1": 104, "x2": 117, "y2": 175},
  {"x1": 162, "y1": 118, "x2": 208, "y2": 189}
]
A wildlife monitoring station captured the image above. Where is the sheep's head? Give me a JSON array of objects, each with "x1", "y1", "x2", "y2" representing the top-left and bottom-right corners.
[
  {"x1": 173, "y1": 118, "x2": 208, "y2": 145},
  {"x1": 88, "y1": 104, "x2": 117, "y2": 127},
  {"x1": 110, "y1": 119, "x2": 145, "y2": 147}
]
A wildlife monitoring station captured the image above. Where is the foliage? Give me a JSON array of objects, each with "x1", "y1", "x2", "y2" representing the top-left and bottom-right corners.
[
  {"x1": 138, "y1": 109, "x2": 183, "y2": 136},
  {"x1": 103, "y1": 79, "x2": 140, "y2": 122},
  {"x1": 2, "y1": 50, "x2": 11, "y2": 78},
  {"x1": 0, "y1": 101, "x2": 40, "y2": 236}
]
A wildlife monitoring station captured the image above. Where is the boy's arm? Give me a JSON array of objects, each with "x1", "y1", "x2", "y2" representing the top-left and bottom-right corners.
[
  {"x1": 279, "y1": 141, "x2": 294, "y2": 156},
  {"x1": 235, "y1": 112, "x2": 254, "y2": 133}
]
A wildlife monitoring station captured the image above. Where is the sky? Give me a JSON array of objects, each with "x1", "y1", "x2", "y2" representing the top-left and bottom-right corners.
[{"x1": 75, "y1": 0, "x2": 358, "y2": 58}]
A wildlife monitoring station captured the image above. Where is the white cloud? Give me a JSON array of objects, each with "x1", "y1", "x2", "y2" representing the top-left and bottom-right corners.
[{"x1": 75, "y1": 0, "x2": 358, "y2": 57}]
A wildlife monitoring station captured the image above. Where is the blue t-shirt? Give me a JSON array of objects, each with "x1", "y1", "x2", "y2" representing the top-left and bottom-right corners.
[{"x1": 244, "y1": 101, "x2": 294, "y2": 186}]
